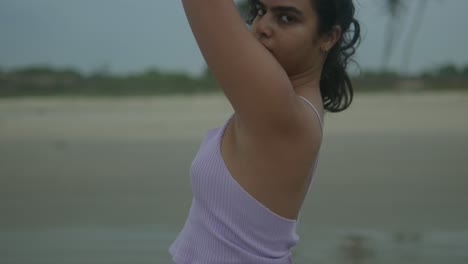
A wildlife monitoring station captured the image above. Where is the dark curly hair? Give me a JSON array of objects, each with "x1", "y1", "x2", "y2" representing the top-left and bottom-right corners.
[{"x1": 244, "y1": 0, "x2": 361, "y2": 113}]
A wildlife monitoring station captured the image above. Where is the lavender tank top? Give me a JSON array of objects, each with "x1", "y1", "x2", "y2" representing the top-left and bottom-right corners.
[{"x1": 169, "y1": 96, "x2": 323, "y2": 263}]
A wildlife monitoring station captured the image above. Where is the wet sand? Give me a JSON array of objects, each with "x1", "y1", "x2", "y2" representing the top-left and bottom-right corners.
[{"x1": 1, "y1": 91, "x2": 468, "y2": 263}]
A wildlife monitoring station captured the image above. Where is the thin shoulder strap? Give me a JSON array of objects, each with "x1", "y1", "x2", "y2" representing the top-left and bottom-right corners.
[{"x1": 298, "y1": 96, "x2": 323, "y2": 131}]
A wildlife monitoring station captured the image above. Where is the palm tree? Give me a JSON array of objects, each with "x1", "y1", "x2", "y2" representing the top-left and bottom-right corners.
[
  {"x1": 401, "y1": 0, "x2": 429, "y2": 73},
  {"x1": 381, "y1": 0, "x2": 406, "y2": 71}
]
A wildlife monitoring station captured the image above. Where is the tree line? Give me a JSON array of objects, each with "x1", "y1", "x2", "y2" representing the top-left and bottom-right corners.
[
  {"x1": 0, "y1": 64, "x2": 467, "y2": 97},
  {"x1": 0, "y1": 66, "x2": 218, "y2": 97}
]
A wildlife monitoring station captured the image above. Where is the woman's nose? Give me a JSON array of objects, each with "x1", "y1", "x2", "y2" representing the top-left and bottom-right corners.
[{"x1": 254, "y1": 16, "x2": 273, "y2": 39}]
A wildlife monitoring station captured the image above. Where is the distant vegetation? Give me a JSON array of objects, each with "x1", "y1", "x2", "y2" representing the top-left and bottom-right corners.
[
  {"x1": 355, "y1": 64, "x2": 468, "y2": 92},
  {"x1": 0, "y1": 64, "x2": 467, "y2": 97},
  {"x1": 0, "y1": 66, "x2": 218, "y2": 97}
]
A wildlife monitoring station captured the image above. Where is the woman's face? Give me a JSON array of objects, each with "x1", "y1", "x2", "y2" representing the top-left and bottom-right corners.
[{"x1": 250, "y1": 0, "x2": 325, "y2": 76}]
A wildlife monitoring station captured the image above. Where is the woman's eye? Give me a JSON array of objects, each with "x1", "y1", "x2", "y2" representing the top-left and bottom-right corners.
[{"x1": 280, "y1": 15, "x2": 295, "y2": 23}]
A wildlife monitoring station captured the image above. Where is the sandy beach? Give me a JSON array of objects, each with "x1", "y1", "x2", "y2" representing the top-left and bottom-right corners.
[
  {"x1": 1, "y1": 91, "x2": 467, "y2": 141},
  {"x1": 1, "y1": 91, "x2": 467, "y2": 263}
]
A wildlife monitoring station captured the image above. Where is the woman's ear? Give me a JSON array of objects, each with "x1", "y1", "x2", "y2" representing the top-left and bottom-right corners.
[{"x1": 321, "y1": 25, "x2": 341, "y2": 52}]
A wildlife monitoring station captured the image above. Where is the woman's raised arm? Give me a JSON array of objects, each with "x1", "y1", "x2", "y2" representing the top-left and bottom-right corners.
[{"x1": 181, "y1": 0, "x2": 301, "y2": 134}]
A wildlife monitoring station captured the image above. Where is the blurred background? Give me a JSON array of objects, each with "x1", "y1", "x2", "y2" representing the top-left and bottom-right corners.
[{"x1": 1, "y1": 0, "x2": 467, "y2": 263}]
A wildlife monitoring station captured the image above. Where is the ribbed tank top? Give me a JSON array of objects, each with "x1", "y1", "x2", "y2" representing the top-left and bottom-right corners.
[{"x1": 169, "y1": 96, "x2": 323, "y2": 264}]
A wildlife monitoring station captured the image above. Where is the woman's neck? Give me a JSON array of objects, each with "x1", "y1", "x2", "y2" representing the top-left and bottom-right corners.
[{"x1": 289, "y1": 66, "x2": 322, "y2": 97}]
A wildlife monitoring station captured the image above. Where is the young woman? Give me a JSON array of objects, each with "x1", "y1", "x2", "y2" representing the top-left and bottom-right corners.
[{"x1": 170, "y1": 0, "x2": 360, "y2": 263}]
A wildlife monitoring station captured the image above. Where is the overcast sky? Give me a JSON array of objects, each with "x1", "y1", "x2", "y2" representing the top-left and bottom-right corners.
[{"x1": 0, "y1": 0, "x2": 466, "y2": 76}]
